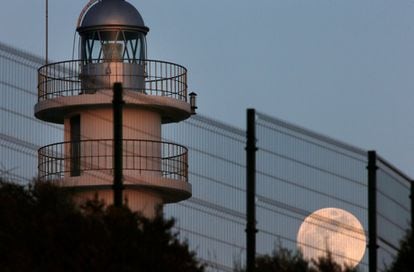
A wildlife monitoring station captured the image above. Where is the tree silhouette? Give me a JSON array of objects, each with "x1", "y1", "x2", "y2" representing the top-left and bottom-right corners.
[
  {"x1": 385, "y1": 229, "x2": 413, "y2": 272},
  {"x1": 234, "y1": 246, "x2": 359, "y2": 272},
  {"x1": 310, "y1": 251, "x2": 358, "y2": 272},
  {"x1": 0, "y1": 179, "x2": 204, "y2": 272}
]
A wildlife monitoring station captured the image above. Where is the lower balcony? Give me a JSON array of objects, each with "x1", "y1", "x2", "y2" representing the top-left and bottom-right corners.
[{"x1": 38, "y1": 139, "x2": 190, "y2": 201}]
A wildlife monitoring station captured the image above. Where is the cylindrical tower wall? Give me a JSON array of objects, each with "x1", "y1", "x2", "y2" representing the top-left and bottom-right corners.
[
  {"x1": 63, "y1": 108, "x2": 162, "y2": 179},
  {"x1": 74, "y1": 189, "x2": 163, "y2": 218},
  {"x1": 80, "y1": 108, "x2": 161, "y2": 140}
]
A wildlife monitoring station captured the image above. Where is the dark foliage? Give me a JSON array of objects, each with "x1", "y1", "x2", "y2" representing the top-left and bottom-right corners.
[
  {"x1": 0, "y1": 179, "x2": 204, "y2": 272},
  {"x1": 310, "y1": 251, "x2": 358, "y2": 272},
  {"x1": 235, "y1": 246, "x2": 359, "y2": 272},
  {"x1": 385, "y1": 230, "x2": 413, "y2": 272}
]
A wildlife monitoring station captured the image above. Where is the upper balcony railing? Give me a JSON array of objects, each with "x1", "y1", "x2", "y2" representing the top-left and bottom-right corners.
[
  {"x1": 38, "y1": 139, "x2": 188, "y2": 182},
  {"x1": 38, "y1": 59, "x2": 188, "y2": 102}
]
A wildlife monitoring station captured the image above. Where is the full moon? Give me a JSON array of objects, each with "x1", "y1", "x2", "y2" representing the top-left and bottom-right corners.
[{"x1": 297, "y1": 207, "x2": 366, "y2": 269}]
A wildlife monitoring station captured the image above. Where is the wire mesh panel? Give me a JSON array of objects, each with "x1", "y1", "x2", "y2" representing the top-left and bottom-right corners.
[
  {"x1": 0, "y1": 42, "x2": 63, "y2": 182},
  {"x1": 163, "y1": 115, "x2": 246, "y2": 271},
  {"x1": 255, "y1": 112, "x2": 369, "y2": 271},
  {"x1": 376, "y1": 157, "x2": 411, "y2": 272}
]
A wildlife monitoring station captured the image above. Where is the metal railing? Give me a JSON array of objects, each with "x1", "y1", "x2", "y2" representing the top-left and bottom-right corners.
[
  {"x1": 38, "y1": 139, "x2": 188, "y2": 182},
  {"x1": 37, "y1": 59, "x2": 188, "y2": 102}
]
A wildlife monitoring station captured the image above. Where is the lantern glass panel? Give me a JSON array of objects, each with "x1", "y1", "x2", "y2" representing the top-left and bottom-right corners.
[{"x1": 81, "y1": 30, "x2": 146, "y2": 63}]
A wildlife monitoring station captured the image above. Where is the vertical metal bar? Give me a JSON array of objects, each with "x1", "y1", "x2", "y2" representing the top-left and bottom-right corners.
[
  {"x1": 104, "y1": 140, "x2": 107, "y2": 169},
  {"x1": 161, "y1": 63, "x2": 163, "y2": 94},
  {"x1": 174, "y1": 65, "x2": 177, "y2": 95},
  {"x1": 140, "y1": 141, "x2": 142, "y2": 172},
  {"x1": 70, "y1": 115, "x2": 81, "y2": 176},
  {"x1": 148, "y1": 61, "x2": 152, "y2": 94},
  {"x1": 411, "y1": 180, "x2": 414, "y2": 233},
  {"x1": 131, "y1": 140, "x2": 134, "y2": 170},
  {"x1": 368, "y1": 151, "x2": 378, "y2": 272},
  {"x1": 113, "y1": 82, "x2": 124, "y2": 207},
  {"x1": 45, "y1": 0, "x2": 48, "y2": 65},
  {"x1": 155, "y1": 62, "x2": 158, "y2": 94},
  {"x1": 246, "y1": 108, "x2": 257, "y2": 272},
  {"x1": 97, "y1": 140, "x2": 100, "y2": 169}
]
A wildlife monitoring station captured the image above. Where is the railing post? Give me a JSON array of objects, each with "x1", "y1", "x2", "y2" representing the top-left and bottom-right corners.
[
  {"x1": 113, "y1": 82, "x2": 124, "y2": 207},
  {"x1": 368, "y1": 151, "x2": 378, "y2": 272},
  {"x1": 246, "y1": 108, "x2": 257, "y2": 272}
]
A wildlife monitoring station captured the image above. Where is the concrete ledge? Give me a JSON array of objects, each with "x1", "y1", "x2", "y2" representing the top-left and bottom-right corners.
[
  {"x1": 54, "y1": 170, "x2": 192, "y2": 203},
  {"x1": 34, "y1": 89, "x2": 192, "y2": 124}
]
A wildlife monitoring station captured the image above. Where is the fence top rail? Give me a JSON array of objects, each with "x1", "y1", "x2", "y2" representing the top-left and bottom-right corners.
[
  {"x1": 191, "y1": 115, "x2": 246, "y2": 138},
  {"x1": 256, "y1": 111, "x2": 367, "y2": 158},
  {"x1": 376, "y1": 154, "x2": 412, "y2": 186},
  {"x1": 0, "y1": 41, "x2": 45, "y2": 66}
]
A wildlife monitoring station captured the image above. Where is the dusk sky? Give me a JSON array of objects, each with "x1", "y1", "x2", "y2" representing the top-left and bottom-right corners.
[{"x1": 1, "y1": 0, "x2": 414, "y2": 177}]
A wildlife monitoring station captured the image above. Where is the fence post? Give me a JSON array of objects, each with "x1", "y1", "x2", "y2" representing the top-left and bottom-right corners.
[
  {"x1": 411, "y1": 180, "x2": 414, "y2": 233},
  {"x1": 113, "y1": 82, "x2": 124, "y2": 207},
  {"x1": 368, "y1": 151, "x2": 378, "y2": 272},
  {"x1": 246, "y1": 108, "x2": 257, "y2": 272}
]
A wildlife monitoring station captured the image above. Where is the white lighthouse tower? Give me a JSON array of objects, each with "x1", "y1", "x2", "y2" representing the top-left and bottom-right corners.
[{"x1": 35, "y1": 0, "x2": 195, "y2": 218}]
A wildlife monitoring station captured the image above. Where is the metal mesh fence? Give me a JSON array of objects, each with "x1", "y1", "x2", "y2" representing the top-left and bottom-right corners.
[
  {"x1": 0, "y1": 42, "x2": 412, "y2": 272},
  {"x1": 255, "y1": 112, "x2": 369, "y2": 271},
  {"x1": 163, "y1": 116, "x2": 246, "y2": 271},
  {"x1": 375, "y1": 157, "x2": 411, "y2": 272},
  {"x1": 0, "y1": 42, "x2": 63, "y2": 182}
]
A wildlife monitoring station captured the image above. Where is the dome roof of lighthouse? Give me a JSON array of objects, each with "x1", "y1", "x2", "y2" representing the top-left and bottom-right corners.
[{"x1": 78, "y1": 0, "x2": 149, "y2": 33}]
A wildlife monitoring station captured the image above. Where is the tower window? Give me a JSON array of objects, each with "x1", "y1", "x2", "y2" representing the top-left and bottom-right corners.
[{"x1": 70, "y1": 115, "x2": 81, "y2": 177}]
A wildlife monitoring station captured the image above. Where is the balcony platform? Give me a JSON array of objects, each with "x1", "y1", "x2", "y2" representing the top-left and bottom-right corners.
[
  {"x1": 35, "y1": 59, "x2": 191, "y2": 124},
  {"x1": 35, "y1": 89, "x2": 191, "y2": 124},
  {"x1": 38, "y1": 139, "x2": 191, "y2": 203},
  {"x1": 56, "y1": 172, "x2": 191, "y2": 203}
]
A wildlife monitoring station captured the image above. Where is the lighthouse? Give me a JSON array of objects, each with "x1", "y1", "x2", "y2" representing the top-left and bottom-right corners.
[{"x1": 35, "y1": 0, "x2": 194, "y2": 218}]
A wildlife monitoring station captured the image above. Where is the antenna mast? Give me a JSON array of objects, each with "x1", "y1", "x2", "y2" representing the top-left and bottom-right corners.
[{"x1": 45, "y1": 0, "x2": 48, "y2": 65}]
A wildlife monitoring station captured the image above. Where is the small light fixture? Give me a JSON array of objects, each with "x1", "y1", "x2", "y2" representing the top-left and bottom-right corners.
[{"x1": 189, "y1": 92, "x2": 198, "y2": 115}]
